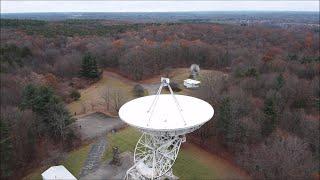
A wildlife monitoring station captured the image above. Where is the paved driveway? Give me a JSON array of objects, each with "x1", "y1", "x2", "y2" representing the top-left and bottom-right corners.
[{"x1": 71, "y1": 112, "x2": 125, "y2": 140}]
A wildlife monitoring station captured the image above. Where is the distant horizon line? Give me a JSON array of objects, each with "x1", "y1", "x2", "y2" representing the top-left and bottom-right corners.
[{"x1": 2, "y1": 10, "x2": 319, "y2": 14}]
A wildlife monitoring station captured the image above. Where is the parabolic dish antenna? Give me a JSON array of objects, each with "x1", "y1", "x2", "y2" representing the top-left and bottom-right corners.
[{"x1": 119, "y1": 78, "x2": 214, "y2": 180}]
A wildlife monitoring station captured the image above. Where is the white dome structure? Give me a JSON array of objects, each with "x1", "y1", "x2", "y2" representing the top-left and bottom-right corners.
[{"x1": 119, "y1": 78, "x2": 214, "y2": 180}]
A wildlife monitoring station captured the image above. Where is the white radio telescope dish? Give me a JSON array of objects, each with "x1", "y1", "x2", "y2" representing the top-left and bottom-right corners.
[
  {"x1": 119, "y1": 94, "x2": 213, "y2": 135},
  {"x1": 119, "y1": 77, "x2": 214, "y2": 180}
]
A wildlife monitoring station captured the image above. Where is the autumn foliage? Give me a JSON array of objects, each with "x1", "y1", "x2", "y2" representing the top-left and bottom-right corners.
[{"x1": 0, "y1": 18, "x2": 319, "y2": 179}]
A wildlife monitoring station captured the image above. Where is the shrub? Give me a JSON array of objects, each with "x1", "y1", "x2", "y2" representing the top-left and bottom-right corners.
[
  {"x1": 70, "y1": 89, "x2": 81, "y2": 101},
  {"x1": 233, "y1": 66, "x2": 259, "y2": 78},
  {"x1": 244, "y1": 68, "x2": 259, "y2": 77},
  {"x1": 166, "y1": 82, "x2": 182, "y2": 92},
  {"x1": 133, "y1": 84, "x2": 146, "y2": 97},
  {"x1": 287, "y1": 54, "x2": 298, "y2": 61}
]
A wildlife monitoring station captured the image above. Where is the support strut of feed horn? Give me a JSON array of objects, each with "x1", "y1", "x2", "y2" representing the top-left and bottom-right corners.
[
  {"x1": 125, "y1": 78, "x2": 185, "y2": 180},
  {"x1": 146, "y1": 78, "x2": 186, "y2": 127}
]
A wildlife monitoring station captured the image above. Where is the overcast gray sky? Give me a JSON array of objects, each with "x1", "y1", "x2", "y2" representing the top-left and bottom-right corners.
[{"x1": 1, "y1": 1, "x2": 319, "y2": 13}]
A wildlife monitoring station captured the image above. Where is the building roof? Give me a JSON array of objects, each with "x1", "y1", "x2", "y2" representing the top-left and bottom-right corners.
[
  {"x1": 184, "y1": 79, "x2": 201, "y2": 84},
  {"x1": 41, "y1": 165, "x2": 77, "y2": 180}
]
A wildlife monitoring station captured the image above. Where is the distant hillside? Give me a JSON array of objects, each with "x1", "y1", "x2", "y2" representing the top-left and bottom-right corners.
[{"x1": 1, "y1": 12, "x2": 319, "y2": 24}]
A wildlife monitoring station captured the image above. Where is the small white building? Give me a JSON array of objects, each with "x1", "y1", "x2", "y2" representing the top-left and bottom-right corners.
[
  {"x1": 183, "y1": 79, "x2": 201, "y2": 88},
  {"x1": 41, "y1": 165, "x2": 77, "y2": 180}
]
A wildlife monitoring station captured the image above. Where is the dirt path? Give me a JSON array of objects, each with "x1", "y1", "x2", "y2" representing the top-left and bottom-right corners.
[{"x1": 182, "y1": 143, "x2": 251, "y2": 180}]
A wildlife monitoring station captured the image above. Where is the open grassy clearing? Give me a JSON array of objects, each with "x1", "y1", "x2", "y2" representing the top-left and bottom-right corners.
[
  {"x1": 171, "y1": 68, "x2": 214, "y2": 83},
  {"x1": 68, "y1": 68, "x2": 225, "y2": 115},
  {"x1": 174, "y1": 150, "x2": 217, "y2": 179},
  {"x1": 103, "y1": 127, "x2": 235, "y2": 179},
  {"x1": 68, "y1": 71, "x2": 134, "y2": 115},
  {"x1": 141, "y1": 68, "x2": 224, "y2": 84},
  {"x1": 171, "y1": 68, "x2": 225, "y2": 95},
  {"x1": 182, "y1": 143, "x2": 250, "y2": 179},
  {"x1": 102, "y1": 127, "x2": 141, "y2": 161},
  {"x1": 141, "y1": 68, "x2": 225, "y2": 95},
  {"x1": 23, "y1": 144, "x2": 91, "y2": 180}
]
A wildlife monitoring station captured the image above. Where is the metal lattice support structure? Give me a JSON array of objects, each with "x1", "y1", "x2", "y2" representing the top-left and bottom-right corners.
[{"x1": 125, "y1": 133, "x2": 185, "y2": 179}]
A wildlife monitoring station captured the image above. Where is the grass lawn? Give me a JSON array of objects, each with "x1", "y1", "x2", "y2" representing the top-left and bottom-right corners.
[
  {"x1": 167, "y1": 68, "x2": 225, "y2": 96},
  {"x1": 68, "y1": 71, "x2": 134, "y2": 115},
  {"x1": 174, "y1": 150, "x2": 217, "y2": 179},
  {"x1": 62, "y1": 144, "x2": 91, "y2": 177},
  {"x1": 102, "y1": 127, "x2": 141, "y2": 161},
  {"x1": 170, "y1": 68, "x2": 223, "y2": 83},
  {"x1": 102, "y1": 127, "x2": 217, "y2": 179},
  {"x1": 67, "y1": 68, "x2": 225, "y2": 115},
  {"x1": 23, "y1": 144, "x2": 91, "y2": 180}
]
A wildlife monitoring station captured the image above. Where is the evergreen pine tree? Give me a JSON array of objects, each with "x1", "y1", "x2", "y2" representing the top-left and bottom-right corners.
[
  {"x1": 80, "y1": 53, "x2": 99, "y2": 78},
  {"x1": 275, "y1": 74, "x2": 285, "y2": 90},
  {"x1": 262, "y1": 97, "x2": 277, "y2": 136},
  {"x1": 217, "y1": 97, "x2": 234, "y2": 142},
  {"x1": 20, "y1": 84, "x2": 73, "y2": 137}
]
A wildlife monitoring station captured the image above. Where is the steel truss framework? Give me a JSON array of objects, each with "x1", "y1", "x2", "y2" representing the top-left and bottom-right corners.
[{"x1": 126, "y1": 133, "x2": 185, "y2": 180}]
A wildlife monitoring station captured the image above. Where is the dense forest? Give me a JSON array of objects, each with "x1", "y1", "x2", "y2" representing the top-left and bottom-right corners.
[{"x1": 0, "y1": 18, "x2": 319, "y2": 179}]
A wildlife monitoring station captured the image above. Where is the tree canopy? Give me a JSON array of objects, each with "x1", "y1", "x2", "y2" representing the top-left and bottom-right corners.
[
  {"x1": 80, "y1": 53, "x2": 99, "y2": 78},
  {"x1": 20, "y1": 84, "x2": 73, "y2": 137}
]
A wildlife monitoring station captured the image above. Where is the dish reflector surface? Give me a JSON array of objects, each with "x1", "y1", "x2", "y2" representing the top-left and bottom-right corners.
[{"x1": 119, "y1": 94, "x2": 214, "y2": 132}]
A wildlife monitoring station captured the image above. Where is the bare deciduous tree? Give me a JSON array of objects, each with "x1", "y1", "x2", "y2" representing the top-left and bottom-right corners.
[
  {"x1": 237, "y1": 134, "x2": 315, "y2": 179},
  {"x1": 101, "y1": 87, "x2": 111, "y2": 111},
  {"x1": 110, "y1": 88, "x2": 127, "y2": 113},
  {"x1": 101, "y1": 87, "x2": 128, "y2": 113}
]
